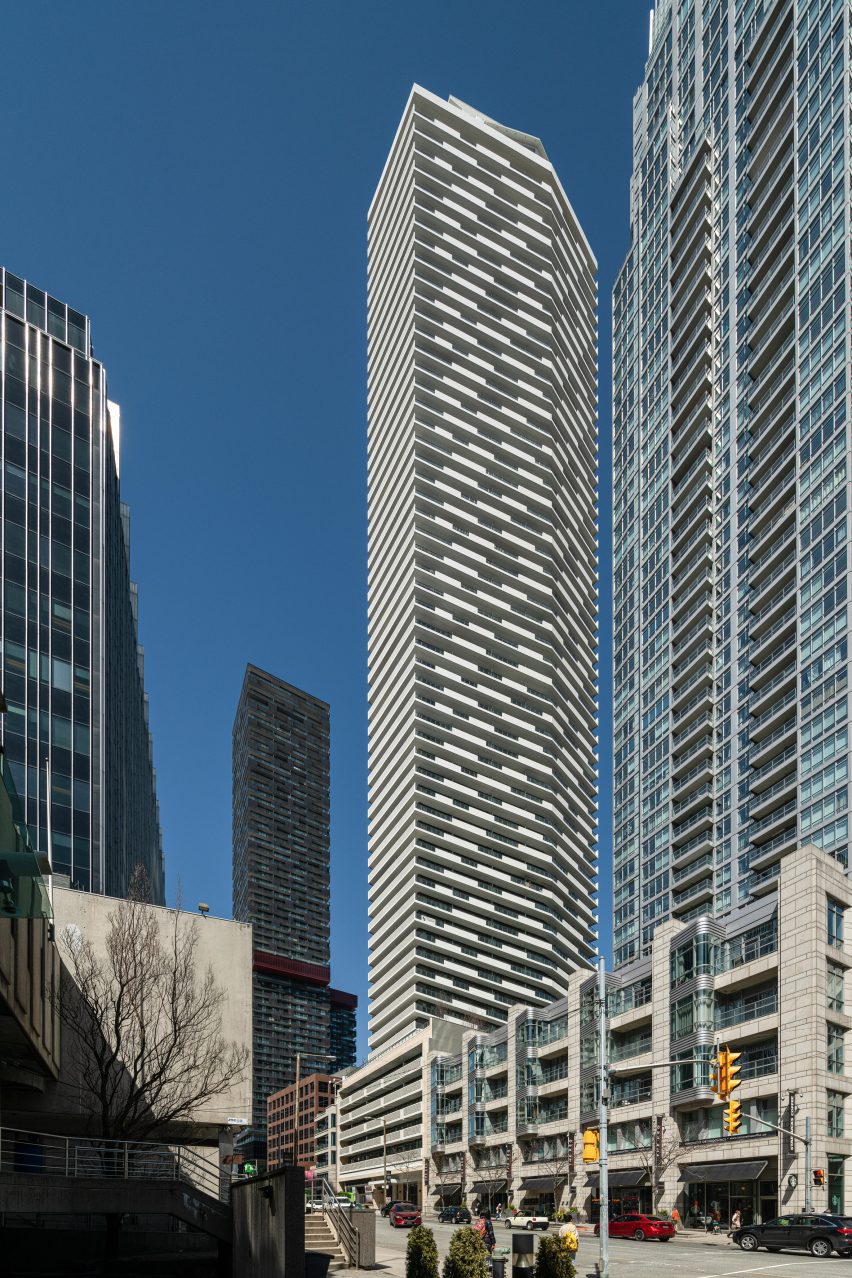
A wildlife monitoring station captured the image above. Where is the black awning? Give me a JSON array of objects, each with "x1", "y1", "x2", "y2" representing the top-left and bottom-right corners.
[
  {"x1": 433, "y1": 1182, "x2": 461, "y2": 1194},
  {"x1": 586, "y1": 1168, "x2": 647, "y2": 1187},
  {"x1": 678, "y1": 1160, "x2": 768, "y2": 1184},
  {"x1": 471, "y1": 1180, "x2": 507, "y2": 1196},
  {"x1": 521, "y1": 1176, "x2": 560, "y2": 1192}
]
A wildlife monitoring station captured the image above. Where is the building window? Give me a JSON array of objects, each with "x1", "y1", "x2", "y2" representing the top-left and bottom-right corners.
[
  {"x1": 828, "y1": 898, "x2": 845, "y2": 948},
  {"x1": 828, "y1": 1023, "x2": 845, "y2": 1075},
  {"x1": 828, "y1": 1091, "x2": 845, "y2": 1138},
  {"x1": 828, "y1": 961, "x2": 845, "y2": 1012}
]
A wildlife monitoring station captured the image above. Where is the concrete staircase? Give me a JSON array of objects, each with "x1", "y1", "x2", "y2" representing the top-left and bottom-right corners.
[{"x1": 305, "y1": 1211, "x2": 349, "y2": 1274}]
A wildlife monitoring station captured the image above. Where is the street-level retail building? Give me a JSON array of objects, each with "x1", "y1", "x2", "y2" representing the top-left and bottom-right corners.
[{"x1": 334, "y1": 844, "x2": 852, "y2": 1223}]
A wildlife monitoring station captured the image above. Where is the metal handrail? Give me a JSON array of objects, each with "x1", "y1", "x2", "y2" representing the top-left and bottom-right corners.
[
  {"x1": 0, "y1": 1125, "x2": 220, "y2": 1200},
  {"x1": 315, "y1": 1174, "x2": 361, "y2": 1268}
]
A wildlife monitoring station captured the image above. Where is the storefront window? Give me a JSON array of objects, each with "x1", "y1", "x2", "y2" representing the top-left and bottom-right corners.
[
  {"x1": 828, "y1": 1155, "x2": 845, "y2": 1214},
  {"x1": 684, "y1": 1178, "x2": 776, "y2": 1229}
]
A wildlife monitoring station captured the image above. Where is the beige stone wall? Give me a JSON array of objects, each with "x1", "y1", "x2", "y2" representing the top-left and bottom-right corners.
[{"x1": 3, "y1": 889, "x2": 252, "y2": 1138}]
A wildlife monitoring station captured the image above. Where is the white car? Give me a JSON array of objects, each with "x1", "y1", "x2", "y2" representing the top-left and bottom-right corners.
[{"x1": 505, "y1": 1212, "x2": 550, "y2": 1231}]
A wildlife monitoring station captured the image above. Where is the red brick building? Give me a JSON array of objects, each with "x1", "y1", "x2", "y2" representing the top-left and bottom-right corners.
[{"x1": 267, "y1": 1071, "x2": 340, "y2": 1170}]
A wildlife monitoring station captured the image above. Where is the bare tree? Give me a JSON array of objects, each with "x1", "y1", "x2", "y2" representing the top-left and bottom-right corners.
[
  {"x1": 59, "y1": 866, "x2": 249, "y2": 1142},
  {"x1": 472, "y1": 1148, "x2": 510, "y2": 1211},
  {"x1": 523, "y1": 1137, "x2": 571, "y2": 1209},
  {"x1": 432, "y1": 1152, "x2": 463, "y2": 1207},
  {"x1": 636, "y1": 1117, "x2": 683, "y2": 1210}
]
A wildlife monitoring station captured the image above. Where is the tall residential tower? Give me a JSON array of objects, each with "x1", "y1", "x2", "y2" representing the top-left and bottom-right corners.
[
  {"x1": 0, "y1": 268, "x2": 163, "y2": 901},
  {"x1": 613, "y1": 0, "x2": 851, "y2": 963},
  {"x1": 367, "y1": 87, "x2": 598, "y2": 1051},
  {"x1": 232, "y1": 665, "x2": 357, "y2": 1145}
]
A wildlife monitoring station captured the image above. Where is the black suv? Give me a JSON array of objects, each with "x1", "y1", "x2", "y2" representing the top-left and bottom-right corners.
[
  {"x1": 437, "y1": 1207, "x2": 471, "y2": 1224},
  {"x1": 732, "y1": 1214, "x2": 852, "y2": 1258}
]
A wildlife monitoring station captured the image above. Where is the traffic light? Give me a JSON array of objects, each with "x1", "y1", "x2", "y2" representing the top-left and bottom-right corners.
[
  {"x1": 814, "y1": 1168, "x2": 825, "y2": 1187},
  {"x1": 716, "y1": 1046, "x2": 742, "y2": 1099},
  {"x1": 244, "y1": 1161, "x2": 257, "y2": 1178},
  {"x1": 582, "y1": 1129, "x2": 600, "y2": 1163},
  {"x1": 723, "y1": 1099, "x2": 741, "y2": 1135}
]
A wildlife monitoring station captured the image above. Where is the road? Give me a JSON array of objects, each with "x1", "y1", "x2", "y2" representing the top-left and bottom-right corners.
[{"x1": 358, "y1": 1216, "x2": 852, "y2": 1278}]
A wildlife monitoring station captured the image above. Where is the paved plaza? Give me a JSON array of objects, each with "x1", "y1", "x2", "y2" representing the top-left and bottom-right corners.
[{"x1": 341, "y1": 1217, "x2": 852, "y2": 1278}]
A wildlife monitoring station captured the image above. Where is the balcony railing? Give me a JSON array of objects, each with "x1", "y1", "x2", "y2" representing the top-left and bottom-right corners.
[{"x1": 715, "y1": 988, "x2": 778, "y2": 1029}]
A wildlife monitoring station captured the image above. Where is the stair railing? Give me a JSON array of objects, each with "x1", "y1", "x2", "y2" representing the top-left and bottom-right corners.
[{"x1": 316, "y1": 1173, "x2": 360, "y2": 1267}]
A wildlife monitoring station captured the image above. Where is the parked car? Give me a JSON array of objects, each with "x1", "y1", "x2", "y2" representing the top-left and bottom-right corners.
[
  {"x1": 594, "y1": 1214, "x2": 675, "y2": 1241},
  {"x1": 381, "y1": 1200, "x2": 405, "y2": 1217},
  {"x1": 389, "y1": 1202, "x2": 422, "y2": 1228},
  {"x1": 504, "y1": 1212, "x2": 549, "y2": 1231},
  {"x1": 732, "y1": 1214, "x2": 852, "y2": 1258},
  {"x1": 437, "y1": 1207, "x2": 471, "y2": 1224},
  {"x1": 307, "y1": 1196, "x2": 352, "y2": 1212}
]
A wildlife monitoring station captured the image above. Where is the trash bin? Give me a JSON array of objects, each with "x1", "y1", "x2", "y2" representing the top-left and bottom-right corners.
[{"x1": 511, "y1": 1232, "x2": 534, "y2": 1278}]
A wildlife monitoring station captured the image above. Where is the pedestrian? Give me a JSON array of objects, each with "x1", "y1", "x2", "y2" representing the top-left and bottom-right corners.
[
  {"x1": 731, "y1": 1207, "x2": 742, "y2": 1231},
  {"x1": 478, "y1": 1209, "x2": 496, "y2": 1254},
  {"x1": 559, "y1": 1214, "x2": 579, "y2": 1256},
  {"x1": 671, "y1": 1206, "x2": 681, "y2": 1233}
]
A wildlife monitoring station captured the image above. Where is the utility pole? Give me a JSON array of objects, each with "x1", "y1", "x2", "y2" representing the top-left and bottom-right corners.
[
  {"x1": 804, "y1": 1116, "x2": 813, "y2": 1212},
  {"x1": 293, "y1": 1052, "x2": 301, "y2": 1166},
  {"x1": 383, "y1": 1116, "x2": 388, "y2": 1205},
  {"x1": 598, "y1": 955, "x2": 609, "y2": 1278}
]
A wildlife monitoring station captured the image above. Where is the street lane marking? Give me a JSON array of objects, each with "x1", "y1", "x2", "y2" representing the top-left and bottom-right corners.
[{"x1": 696, "y1": 1264, "x2": 801, "y2": 1277}]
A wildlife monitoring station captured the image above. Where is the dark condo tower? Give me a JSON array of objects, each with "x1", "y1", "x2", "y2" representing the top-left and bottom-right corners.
[{"x1": 233, "y1": 665, "x2": 357, "y2": 1155}]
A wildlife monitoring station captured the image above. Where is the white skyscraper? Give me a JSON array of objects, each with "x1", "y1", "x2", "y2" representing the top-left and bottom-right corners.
[{"x1": 367, "y1": 86, "x2": 598, "y2": 1051}]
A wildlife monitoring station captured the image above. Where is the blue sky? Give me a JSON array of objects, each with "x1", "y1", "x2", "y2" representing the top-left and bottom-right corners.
[{"x1": 1, "y1": 2, "x2": 650, "y2": 1056}]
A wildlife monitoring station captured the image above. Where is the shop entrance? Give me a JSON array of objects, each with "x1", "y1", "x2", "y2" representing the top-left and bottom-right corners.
[
  {"x1": 683, "y1": 1176, "x2": 776, "y2": 1229},
  {"x1": 588, "y1": 1177, "x2": 652, "y2": 1222}
]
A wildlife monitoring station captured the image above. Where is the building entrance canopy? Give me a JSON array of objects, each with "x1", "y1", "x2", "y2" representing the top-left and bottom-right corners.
[
  {"x1": 586, "y1": 1168, "x2": 646, "y2": 1187},
  {"x1": 471, "y1": 1180, "x2": 506, "y2": 1196},
  {"x1": 679, "y1": 1160, "x2": 767, "y2": 1183}
]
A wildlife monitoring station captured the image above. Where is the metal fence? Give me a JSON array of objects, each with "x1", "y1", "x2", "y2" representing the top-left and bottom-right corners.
[{"x1": 0, "y1": 1126, "x2": 220, "y2": 1200}]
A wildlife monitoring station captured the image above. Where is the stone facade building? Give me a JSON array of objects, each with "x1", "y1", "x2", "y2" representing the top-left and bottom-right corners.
[{"x1": 335, "y1": 844, "x2": 852, "y2": 1223}]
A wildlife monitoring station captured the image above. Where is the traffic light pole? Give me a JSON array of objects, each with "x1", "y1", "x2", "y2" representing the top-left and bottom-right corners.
[{"x1": 598, "y1": 955, "x2": 609, "y2": 1278}]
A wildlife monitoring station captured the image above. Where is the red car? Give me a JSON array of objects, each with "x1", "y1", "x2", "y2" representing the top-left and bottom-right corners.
[
  {"x1": 594, "y1": 1213, "x2": 675, "y2": 1242},
  {"x1": 389, "y1": 1202, "x2": 422, "y2": 1228}
]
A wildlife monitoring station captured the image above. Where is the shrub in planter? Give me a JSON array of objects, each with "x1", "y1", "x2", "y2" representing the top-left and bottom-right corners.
[
  {"x1": 442, "y1": 1226, "x2": 489, "y2": 1278},
  {"x1": 534, "y1": 1233, "x2": 575, "y2": 1278},
  {"x1": 407, "y1": 1225, "x2": 439, "y2": 1278}
]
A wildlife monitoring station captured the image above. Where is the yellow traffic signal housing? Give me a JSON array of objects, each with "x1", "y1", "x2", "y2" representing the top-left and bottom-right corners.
[
  {"x1": 582, "y1": 1128, "x2": 600, "y2": 1163},
  {"x1": 723, "y1": 1099, "x2": 741, "y2": 1135},
  {"x1": 710, "y1": 1058, "x2": 725, "y2": 1099},
  {"x1": 814, "y1": 1168, "x2": 825, "y2": 1187},
  {"x1": 717, "y1": 1046, "x2": 742, "y2": 1099}
]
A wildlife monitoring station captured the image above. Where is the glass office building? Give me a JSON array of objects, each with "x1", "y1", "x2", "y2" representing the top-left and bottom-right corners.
[
  {"x1": 613, "y1": 0, "x2": 851, "y2": 963},
  {"x1": 0, "y1": 268, "x2": 163, "y2": 903}
]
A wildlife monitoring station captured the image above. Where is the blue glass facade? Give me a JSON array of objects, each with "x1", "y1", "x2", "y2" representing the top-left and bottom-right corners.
[
  {"x1": 0, "y1": 268, "x2": 163, "y2": 903},
  {"x1": 613, "y1": 0, "x2": 852, "y2": 963}
]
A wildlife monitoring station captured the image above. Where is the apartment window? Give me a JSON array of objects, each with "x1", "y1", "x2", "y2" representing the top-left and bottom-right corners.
[
  {"x1": 828, "y1": 897, "x2": 845, "y2": 947},
  {"x1": 828, "y1": 1090, "x2": 845, "y2": 1138},
  {"x1": 828, "y1": 961, "x2": 845, "y2": 1012},
  {"x1": 828, "y1": 1023, "x2": 845, "y2": 1075}
]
